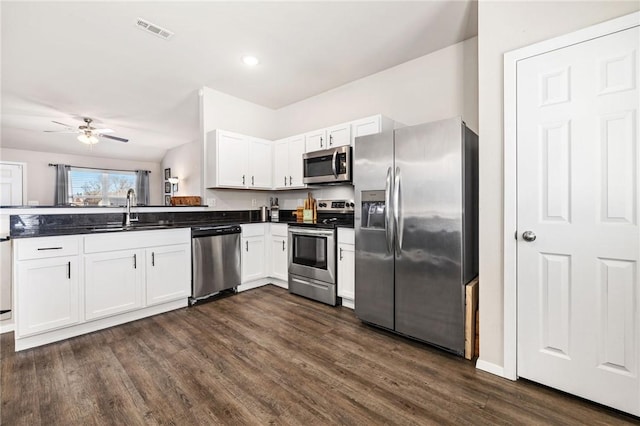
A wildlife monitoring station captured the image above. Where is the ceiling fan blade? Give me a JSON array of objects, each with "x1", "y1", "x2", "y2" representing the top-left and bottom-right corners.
[
  {"x1": 93, "y1": 128, "x2": 114, "y2": 134},
  {"x1": 51, "y1": 120, "x2": 74, "y2": 128},
  {"x1": 44, "y1": 129, "x2": 79, "y2": 133},
  {"x1": 101, "y1": 134, "x2": 129, "y2": 143}
]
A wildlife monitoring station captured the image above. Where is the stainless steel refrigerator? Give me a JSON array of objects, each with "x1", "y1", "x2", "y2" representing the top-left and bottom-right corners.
[{"x1": 354, "y1": 117, "x2": 478, "y2": 355}]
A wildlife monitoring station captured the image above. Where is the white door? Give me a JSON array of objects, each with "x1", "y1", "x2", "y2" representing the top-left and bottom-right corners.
[
  {"x1": 248, "y1": 137, "x2": 272, "y2": 189},
  {"x1": 84, "y1": 250, "x2": 144, "y2": 320},
  {"x1": 270, "y1": 236, "x2": 288, "y2": 282},
  {"x1": 288, "y1": 135, "x2": 306, "y2": 188},
  {"x1": 327, "y1": 124, "x2": 351, "y2": 148},
  {"x1": 517, "y1": 26, "x2": 639, "y2": 415},
  {"x1": 0, "y1": 162, "x2": 23, "y2": 206},
  {"x1": 241, "y1": 236, "x2": 265, "y2": 282},
  {"x1": 337, "y1": 242, "x2": 355, "y2": 301},
  {"x1": 146, "y1": 244, "x2": 191, "y2": 306},
  {"x1": 217, "y1": 131, "x2": 248, "y2": 188},
  {"x1": 273, "y1": 139, "x2": 289, "y2": 189}
]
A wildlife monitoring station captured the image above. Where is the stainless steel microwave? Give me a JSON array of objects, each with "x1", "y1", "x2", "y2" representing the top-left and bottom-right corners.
[{"x1": 303, "y1": 146, "x2": 352, "y2": 185}]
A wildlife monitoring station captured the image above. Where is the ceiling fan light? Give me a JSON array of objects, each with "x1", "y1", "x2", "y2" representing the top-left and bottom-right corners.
[{"x1": 78, "y1": 134, "x2": 99, "y2": 145}]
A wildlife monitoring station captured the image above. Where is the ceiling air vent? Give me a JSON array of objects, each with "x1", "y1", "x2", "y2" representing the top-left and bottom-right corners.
[{"x1": 135, "y1": 18, "x2": 174, "y2": 40}]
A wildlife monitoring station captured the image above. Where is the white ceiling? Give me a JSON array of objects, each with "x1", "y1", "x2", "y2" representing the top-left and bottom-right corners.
[{"x1": 1, "y1": 1, "x2": 477, "y2": 162}]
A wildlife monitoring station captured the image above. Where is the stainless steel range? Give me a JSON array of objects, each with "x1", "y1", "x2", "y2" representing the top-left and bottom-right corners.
[{"x1": 288, "y1": 200, "x2": 354, "y2": 306}]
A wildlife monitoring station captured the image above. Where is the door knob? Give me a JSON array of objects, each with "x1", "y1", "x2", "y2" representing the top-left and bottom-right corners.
[{"x1": 522, "y1": 231, "x2": 537, "y2": 242}]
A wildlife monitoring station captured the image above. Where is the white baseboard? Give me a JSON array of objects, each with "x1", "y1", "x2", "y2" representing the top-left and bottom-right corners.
[
  {"x1": 0, "y1": 322, "x2": 15, "y2": 334},
  {"x1": 476, "y1": 358, "x2": 510, "y2": 379},
  {"x1": 237, "y1": 279, "x2": 270, "y2": 292},
  {"x1": 341, "y1": 298, "x2": 354, "y2": 309}
]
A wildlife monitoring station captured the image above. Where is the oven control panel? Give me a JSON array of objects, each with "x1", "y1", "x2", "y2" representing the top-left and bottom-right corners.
[{"x1": 317, "y1": 199, "x2": 355, "y2": 212}]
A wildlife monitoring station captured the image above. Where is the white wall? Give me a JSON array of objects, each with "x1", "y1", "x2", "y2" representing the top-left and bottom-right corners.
[
  {"x1": 274, "y1": 38, "x2": 478, "y2": 136},
  {"x1": 0, "y1": 148, "x2": 162, "y2": 205},
  {"x1": 160, "y1": 140, "x2": 201, "y2": 199},
  {"x1": 477, "y1": 1, "x2": 639, "y2": 372}
]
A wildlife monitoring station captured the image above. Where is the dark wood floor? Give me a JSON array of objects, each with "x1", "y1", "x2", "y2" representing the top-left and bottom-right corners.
[{"x1": 1, "y1": 285, "x2": 637, "y2": 425}]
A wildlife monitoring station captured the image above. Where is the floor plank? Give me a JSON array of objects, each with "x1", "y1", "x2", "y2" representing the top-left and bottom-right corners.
[{"x1": 1, "y1": 285, "x2": 638, "y2": 425}]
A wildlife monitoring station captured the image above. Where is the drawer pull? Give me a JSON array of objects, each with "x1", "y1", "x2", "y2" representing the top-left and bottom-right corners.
[{"x1": 37, "y1": 247, "x2": 63, "y2": 251}]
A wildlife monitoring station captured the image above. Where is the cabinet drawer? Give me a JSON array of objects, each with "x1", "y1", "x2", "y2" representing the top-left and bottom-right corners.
[
  {"x1": 270, "y1": 223, "x2": 288, "y2": 237},
  {"x1": 15, "y1": 235, "x2": 80, "y2": 260},
  {"x1": 242, "y1": 223, "x2": 266, "y2": 237},
  {"x1": 337, "y1": 228, "x2": 354, "y2": 244}
]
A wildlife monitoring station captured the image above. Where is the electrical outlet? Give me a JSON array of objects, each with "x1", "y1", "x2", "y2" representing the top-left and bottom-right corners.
[{"x1": 251, "y1": 199, "x2": 257, "y2": 207}]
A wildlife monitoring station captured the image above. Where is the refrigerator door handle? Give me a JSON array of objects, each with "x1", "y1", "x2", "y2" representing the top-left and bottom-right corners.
[
  {"x1": 394, "y1": 167, "x2": 403, "y2": 254},
  {"x1": 385, "y1": 166, "x2": 393, "y2": 254}
]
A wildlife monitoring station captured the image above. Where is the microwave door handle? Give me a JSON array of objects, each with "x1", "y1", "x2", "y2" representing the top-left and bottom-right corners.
[
  {"x1": 385, "y1": 166, "x2": 393, "y2": 254},
  {"x1": 331, "y1": 150, "x2": 338, "y2": 178}
]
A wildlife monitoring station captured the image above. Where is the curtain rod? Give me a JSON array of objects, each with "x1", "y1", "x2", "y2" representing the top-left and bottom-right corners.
[{"x1": 48, "y1": 163, "x2": 151, "y2": 173}]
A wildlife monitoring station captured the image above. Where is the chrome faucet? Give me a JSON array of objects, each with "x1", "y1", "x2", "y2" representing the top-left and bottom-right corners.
[{"x1": 125, "y1": 188, "x2": 138, "y2": 226}]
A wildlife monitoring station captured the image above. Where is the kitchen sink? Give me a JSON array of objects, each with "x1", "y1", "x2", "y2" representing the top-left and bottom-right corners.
[{"x1": 87, "y1": 224, "x2": 172, "y2": 233}]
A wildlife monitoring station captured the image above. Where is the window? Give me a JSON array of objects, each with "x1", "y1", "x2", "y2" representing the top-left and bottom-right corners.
[{"x1": 67, "y1": 167, "x2": 136, "y2": 206}]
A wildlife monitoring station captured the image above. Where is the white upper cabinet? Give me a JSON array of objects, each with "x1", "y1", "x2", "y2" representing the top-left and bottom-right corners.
[
  {"x1": 350, "y1": 114, "x2": 395, "y2": 145},
  {"x1": 206, "y1": 130, "x2": 272, "y2": 189},
  {"x1": 326, "y1": 123, "x2": 351, "y2": 148},
  {"x1": 273, "y1": 135, "x2": 306, "y2": 190},
  {"x1": 248, "y1": 137, "x2": 273, "y2": 189},
  {"x1": 305, "y1": 129, "x2": 327, "y2": 153}
]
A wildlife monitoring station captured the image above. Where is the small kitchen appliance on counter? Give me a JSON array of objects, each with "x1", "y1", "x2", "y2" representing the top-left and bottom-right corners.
[
  {"x1": 270, "y1": 197, "x2": 279, "y2": 222},
  {"x1": 287, "y1": 199, "x2": 354, "y2": 306}
]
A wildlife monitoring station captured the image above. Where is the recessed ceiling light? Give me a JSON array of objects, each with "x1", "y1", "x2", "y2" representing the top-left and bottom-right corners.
[{"x1": 242, "y1": 55, "x2": 259, "y2": 66}]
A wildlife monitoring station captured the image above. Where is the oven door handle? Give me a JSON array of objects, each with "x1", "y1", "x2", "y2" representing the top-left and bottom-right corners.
[
  {"x1": 288, "y1": 227, "x2": 334, "y2": 238},
  {"x1": 331, "y1": 149, "x2": 338, "y2": 178}
]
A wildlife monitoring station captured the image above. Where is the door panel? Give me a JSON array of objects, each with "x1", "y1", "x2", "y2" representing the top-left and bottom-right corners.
[
  {"x1": 517, "y1": 26, "x2": 639, "y2": 415},
  {"x1": 0, "y1": 163, "x2": 23, "y2": 206},
  {"x1": 354, "y1": 131, "x2": 394, "y2": 329},
  {"x1": 393, "y1": 119, "x2": 465, "y2": 355}
]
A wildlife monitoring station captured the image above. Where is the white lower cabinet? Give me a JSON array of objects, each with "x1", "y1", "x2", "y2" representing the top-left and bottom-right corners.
[
  {"x1": 85, "y1": 249, "x2": 144, "y2": 320},
  {"x1": 270, "y1": 224, "x2": 288, "y2": 283},
  {"x1": 16, "y1": 255, "x2": 80, "y2": 337},
  {"x1": 146, "y1": 244, "x2": 191, "y2": 306},
  {"x1": 241, "y1": 224, "x2": 266, "y2": 283},
  {"x1": 337, "y1": 228, "x2": 355, "y2": 308},
  {"x1": 13, "y1": 228, "x2": 191, "y2": 350}
]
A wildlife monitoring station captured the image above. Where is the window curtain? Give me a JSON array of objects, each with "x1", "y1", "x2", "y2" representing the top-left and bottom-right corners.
[
  {"x1": 135, "y1": 170, "x2": 150, "y2": 205},
  {"x1": 54, "y1": 164, "x2": 71, "y2": 205}
]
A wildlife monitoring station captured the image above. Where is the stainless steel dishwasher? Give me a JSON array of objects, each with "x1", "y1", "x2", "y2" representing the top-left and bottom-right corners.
[{"x1": 190, "y1": 225, "x2": 241, "y2": 305}]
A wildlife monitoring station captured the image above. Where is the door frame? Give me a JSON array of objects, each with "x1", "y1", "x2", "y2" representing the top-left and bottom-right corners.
[
  {"x1": 502, "y1": 11, "x2": 640, "y2": 381},
  {"x1": 0, "y1": 161, "x2": 27, "y2": 206}
]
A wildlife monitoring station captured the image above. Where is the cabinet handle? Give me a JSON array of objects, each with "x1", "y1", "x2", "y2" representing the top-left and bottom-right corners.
[
  {"x1": 246, "y1": 241, "x2": 249, "y2": 252},
  {"x1": 67, "y1": 261, "x2": 71, "y2": 279},
  {"x1": 37, "y1": 247, "x2": 63, "y2": 251},
  {"x1": 329, "y1": 135, "x2": 333, "y2": 146},
  {"x1": 252, "y1": 176, "x2": 255, "y2": 186},
  {"x1": 282, "y1": 241, "x2": 285, "y2": 251},
  {"x1": 339, "y1": 247, "x2": 343, "y2": 261},
  {"x1": 289, "y1": 176, "x2": 292, "y2": 186},
  {"x1": 284, "y1": 176, "x2": 287, "y2": 186},
  {"x1": 152, "y1": 252, "x2": 155, "y2": 266},
  {"x1": 320, "y1": 136, "x2": 323, "y2": 148},
  {"x1": 133, "y1": 254, "x2": 137, "y2": 269},
  {"x1": 242, "y1": 175, "x2": 245, "y2": 185}
]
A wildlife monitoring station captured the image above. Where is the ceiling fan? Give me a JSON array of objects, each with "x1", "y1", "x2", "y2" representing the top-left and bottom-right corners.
[{"x1": 45, "y1": 117, "x2": 129, "y2": 144}]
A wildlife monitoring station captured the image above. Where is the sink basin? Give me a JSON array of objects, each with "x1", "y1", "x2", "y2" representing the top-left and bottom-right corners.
[{"x1": 88, "y1": 224, "x2": 172, "y2": 233}]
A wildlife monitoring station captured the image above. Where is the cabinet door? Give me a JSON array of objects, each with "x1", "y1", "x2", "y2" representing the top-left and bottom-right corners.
[
  {"x1": 305, "y1": 129, "x2": 327, "y2": 153},
  {"x1": 16, "y1": 256, "x2": 79, "y2": 337},
  {"x1": 327, "y1": 123, "x2": 351, "y2": 148},
  {"x1": 249, "y1": 137, "x2": 273, "y2": 189},
  {"x1": 288, "y1": 135, "x2": 306, "y2": 188},
  {"x1": 337, "y1": 243, "x2": 355, "y2": 301},
  {"x1": 270, "y1": 236, "x2": 288, "y2": 282},
  {"x1": 146, "y1": 244, "x2": 191, "y2": 306},
  {"x1": 85, "y1": 250, "x2": 144, "y2": 321},
  {"x1": 217, "y1": 131, "x2": 249, "y2": 187},
  {"x1": 273, "y1": 139, "x2": 290, "y2": 189},
  {"x1": 351, "y1": 115, "x2": 381, "y2": 140},
  {"x1": 241, "y1": 236, "x2": 265, "y2": 282}
]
